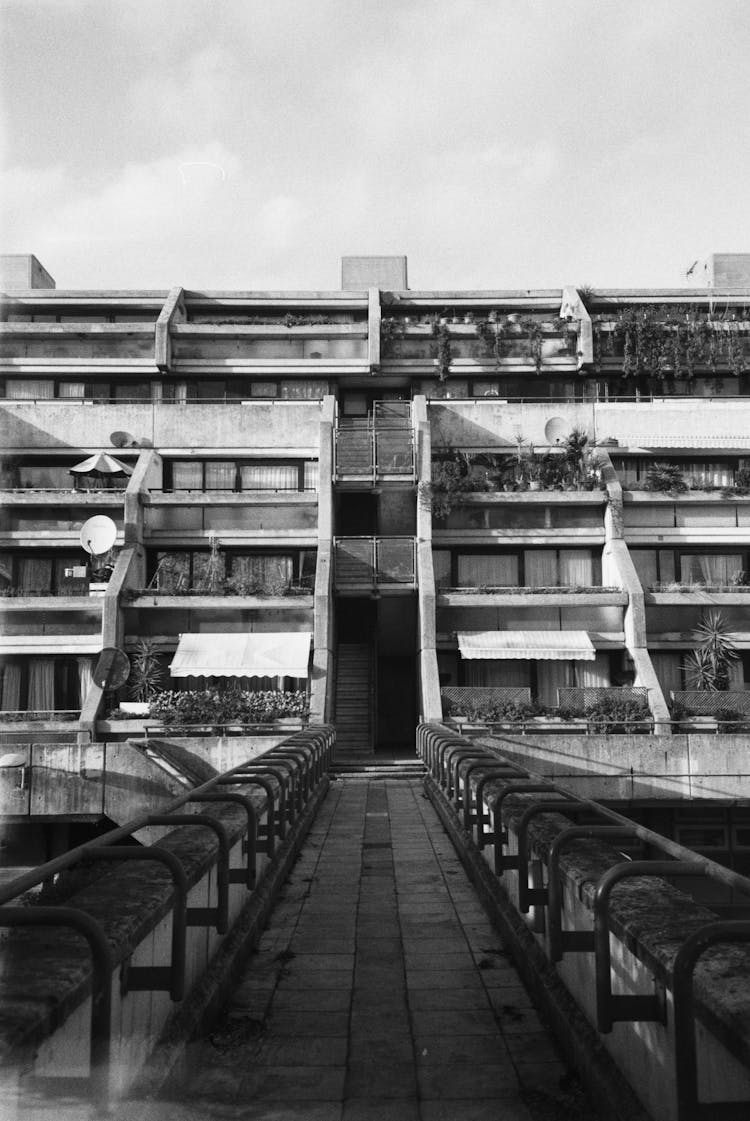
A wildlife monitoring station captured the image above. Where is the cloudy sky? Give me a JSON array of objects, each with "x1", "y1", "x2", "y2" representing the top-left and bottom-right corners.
[{"x1": 1, "y1": 0, "x2": 748, "y2": 291}]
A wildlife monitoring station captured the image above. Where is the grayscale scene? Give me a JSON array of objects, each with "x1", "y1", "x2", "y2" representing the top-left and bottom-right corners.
[{"x1": 1, "y1": 2, "x2": 749, "y2": 1119}]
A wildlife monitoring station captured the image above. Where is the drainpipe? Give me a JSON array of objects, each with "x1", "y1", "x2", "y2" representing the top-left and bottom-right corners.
[
  {"x1": 413, "y1": 395, "x2": 442, "y2": 721},
  {"x1": 78, "y1": 449, "x2": 162, "y2": 743},
  {"x1": 310, "y1": 396, "x2": 335, "y2": 723},
  {"x1": 597, "y1": 450, "x2": 672, "y2": 734}
]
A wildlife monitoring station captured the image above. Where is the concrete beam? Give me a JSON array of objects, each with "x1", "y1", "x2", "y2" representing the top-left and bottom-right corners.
[
  {"x1": 154, "y1": 286, "x2": 186, "y2": 372},
  {"x1": 310, "y1": 396, "x2": 335, "y2": 723},
  {"x1": 413, "y1": 396, "x2": 442, "y2": 721},
  {"x1": 560, "y1": 286, "x2": 593, "y2": 369}
]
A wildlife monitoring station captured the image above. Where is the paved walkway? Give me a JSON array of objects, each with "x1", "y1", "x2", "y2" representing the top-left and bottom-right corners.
[{"x1": 157, "y1": 778, "x2": 598, "y2": 1121}]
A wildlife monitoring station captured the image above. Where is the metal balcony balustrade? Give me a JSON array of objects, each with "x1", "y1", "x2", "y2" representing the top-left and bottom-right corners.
[
  {"x1": 333, "y1": 536, "x2": 417, "y2": 592},
  {"x1": 334, "y1": 401, "x2": 415, "y2": 484}
]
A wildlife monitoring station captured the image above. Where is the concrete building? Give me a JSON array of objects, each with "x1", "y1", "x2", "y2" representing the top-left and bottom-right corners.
[{"x1": 2, "y1": 253, "x2": 750, "y2": 1117}]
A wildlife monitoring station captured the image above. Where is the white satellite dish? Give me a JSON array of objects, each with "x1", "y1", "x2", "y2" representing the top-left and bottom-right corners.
[
  {"x1": 79, "y1": 515, "x2": 117, "y2": 557},
  {"x1": 544, "y1": 417, "x2": 568, "y2": 445}
]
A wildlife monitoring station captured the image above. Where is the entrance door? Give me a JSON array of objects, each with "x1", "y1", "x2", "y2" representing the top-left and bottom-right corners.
[{"x1": 377, "y1": 655, "x2": 417, "y2": 755}]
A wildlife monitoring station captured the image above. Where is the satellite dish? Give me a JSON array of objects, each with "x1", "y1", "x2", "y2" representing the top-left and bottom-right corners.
[
  {"x1": 93, "y1": 647, "x2": 131, "y2": 690},
  {"x1": 544, "y1": 417, "x2": 568, "y2": 445},
  {"x1": 110, "y1": 430, "x2": 137, "y2": 448},
  {"x1": 80, "y1": 515, "x2": 117, "y2": 556}
]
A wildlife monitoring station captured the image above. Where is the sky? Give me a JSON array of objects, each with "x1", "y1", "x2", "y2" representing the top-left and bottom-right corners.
[{"x1": 0, "y1": 0, "x2": 748, "y2": 291}]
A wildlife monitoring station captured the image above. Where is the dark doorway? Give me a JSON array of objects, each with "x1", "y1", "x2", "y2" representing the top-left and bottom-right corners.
[
  {"x1": 338, "y1": 492, "x2": 377, "y2": 536},
  {"x1": 377, "y1": 654, "x2": 417, "y2": 755}
]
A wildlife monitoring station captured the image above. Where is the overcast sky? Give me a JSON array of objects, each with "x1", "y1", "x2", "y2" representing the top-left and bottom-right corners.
[{"x1": 1, "y1": 0, "x2": 748, "y2": 291}]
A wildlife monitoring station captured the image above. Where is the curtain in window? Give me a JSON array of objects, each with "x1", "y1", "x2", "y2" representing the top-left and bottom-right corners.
[
  {"x1": 19, "y1": 556, "x2": 53, "y2": 593},
  {"x1": 172, "y1": 461, "x2": 203, "y2": 490},
  {"x1": 630, "y1": 550, "x2": 658, "y2": 589},
  {"x1": 524, "y1": 550, "x2": 558, "y2": 587},
  {"x1": 204, "y1": 461, "x2": 237, "y2": 490},
  {"x1": 231, "y1": 555, "x2": 293, "y2": 593},
  {"x1": 0, "y1": 553, "x2": 12, "y2": 588},
  {"x1": 5, "y1": 380, "x2": 54, "y2": 399},
  {"x1": 650, "y1": 653, "x2": 682, "y2": 699},
  {"x1": 432, "y1": 550, "x2": 452, "y2": 589},
  {"x1": 250, "y1": 381, "x2": 278, "y2": 398},
  {"x1": 58, "y1": 382, "x2": 86, "y2": 398},
  {"x1": 280, "y1": 380, "x2": 328, "y2": 399},
  {"x1": 303, "y1": 462, "x2": 319, "y2": 491},
  {"x1": 457, "y1": 554, "x2": 518, "y2": 587},
  {"x1": 558, "y1": 550, "x2": 593, "y2": 588},
  {"x1": 537, "y1": 660, "x2": 573, "y2": 707},
  {"x1": 27, "y1": 658, "x2": 55, "y2": 712},
  {"x1": 77, "y1": 657, "x2": 93, "y2": 707},
  {"x1": 464, "y1": 659, "x2": 531, "y2": 688},
  {"x1": 728, "y1": 659, "x2": 744, "y2": 689},
  {"x1": 241, "y1": 465, "x2": 297, "y2": 491},
  {"x1": 1, "y1": 662, "x2": 21, "y2": 711},
  {"x1": 576, "y1": 653, "x2": 611, "y2": 688},
  {"x1": 680, "y1": 555, "x2": 743, "y2": 586}
]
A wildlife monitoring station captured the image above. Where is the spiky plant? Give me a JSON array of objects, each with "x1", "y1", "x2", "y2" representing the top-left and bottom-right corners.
[{"x1": 684, "y1": 611, "x2": 739, "y2": 691}]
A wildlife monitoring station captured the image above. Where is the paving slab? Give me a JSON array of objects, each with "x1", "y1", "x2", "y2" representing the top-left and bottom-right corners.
[{"x1": 155, "y1": 776, "x2": 598, "y2": 1121}]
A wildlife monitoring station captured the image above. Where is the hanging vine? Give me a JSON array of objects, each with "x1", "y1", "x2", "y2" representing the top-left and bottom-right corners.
[{"x1": 431, "y1": 320, "x2": 453, "y2": 382}]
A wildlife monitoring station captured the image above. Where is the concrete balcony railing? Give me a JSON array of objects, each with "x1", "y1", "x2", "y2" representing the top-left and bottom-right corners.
[{"x1": 333, "y1": 536, "x2": 417, "y2": 593}]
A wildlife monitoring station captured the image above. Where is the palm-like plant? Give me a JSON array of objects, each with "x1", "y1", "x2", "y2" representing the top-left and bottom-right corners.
[{"x1": 684, "y1": 611, "x2": 739, "y2": 691}]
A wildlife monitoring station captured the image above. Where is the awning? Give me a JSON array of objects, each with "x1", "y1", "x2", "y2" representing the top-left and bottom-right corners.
[
  {"x1": 170, "y1": 632, "x2": 312, "y2": 679},
  {"x1": 457, "y1": 631, "x2": 596, "y2": 661},
  {"x1": 70, "y1": 453, "x2": 133, "y2": 477},
  {"x1": 0, "y1": 635, "x2": 102, "y2": 656}
]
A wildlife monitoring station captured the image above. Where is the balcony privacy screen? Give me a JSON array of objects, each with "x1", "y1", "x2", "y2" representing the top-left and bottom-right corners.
[
  {"x1": 457, "y1": 631, "x2": 596, "y2": 661},
  {"x1": 170, "y1": 631, "x2": 312, "y2": 679}
]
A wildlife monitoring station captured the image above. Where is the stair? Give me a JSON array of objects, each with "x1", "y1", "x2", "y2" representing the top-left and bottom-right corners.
[{"x1": 334, "y1": 643, "x2": 373, "y2": 756}]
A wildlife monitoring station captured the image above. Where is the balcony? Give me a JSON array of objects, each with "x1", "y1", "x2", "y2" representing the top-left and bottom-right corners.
[
  {"x1": 334, "y1": 427, "x2": 415, "y2": 486},
  {"x1": 334, "y1": 537, "x2": 416, "y2": 594}
]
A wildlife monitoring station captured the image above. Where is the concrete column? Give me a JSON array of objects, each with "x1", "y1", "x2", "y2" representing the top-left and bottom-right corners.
[
  {"x1": 367, "y1": 286, "x2": 381, "y2": 370},
  {"x1": 413, "y1": 396, "x2": 442, "y2": 720},
  {"x1": 310, "y1": 397, "x2": 335, "y2": 723},
  {"x1": 560, "y1": 285, "x2": 593, "y2": 369},
  {"x1": 154, "y1": 286, "x2": 186, "y2": 373},
  {"x1": 599, "y1": 451, "x2": 671, "y2": 733},
  {"x1": 79, "y1": 449, "x2": 160, "y2": 742}
]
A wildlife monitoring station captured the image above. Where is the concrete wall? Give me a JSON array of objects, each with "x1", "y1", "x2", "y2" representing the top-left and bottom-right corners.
[
  {"x1": 471, "y1": 731, "x2": 750, "y2": 801},
  {"x1": 0, "y1": 401, "x2": 322, "y2": 451},
  {"x1": 429, "y1": 399, "x2": 750, "y2": 451}
]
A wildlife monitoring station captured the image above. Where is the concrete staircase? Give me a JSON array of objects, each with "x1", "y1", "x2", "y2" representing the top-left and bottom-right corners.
[{"x1": 333, "y1": 643, "x2": 373, "y2": 756}]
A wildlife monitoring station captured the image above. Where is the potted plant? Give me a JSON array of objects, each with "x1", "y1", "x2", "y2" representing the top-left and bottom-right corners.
[
  {"x1": 123, "y1": 638, "x2": 164, "y2": 714},
  {"x1": 683, "y1": 610, "x2": 739, "y2": 692}
]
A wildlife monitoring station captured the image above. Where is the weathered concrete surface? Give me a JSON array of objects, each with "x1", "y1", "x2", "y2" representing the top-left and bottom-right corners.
[
  {"x1": 146, "y1": 777, "x2": 599, "y2": 1121},
  {"x1": 476, "y1": 731, "x2": 750, "y2": 801}
]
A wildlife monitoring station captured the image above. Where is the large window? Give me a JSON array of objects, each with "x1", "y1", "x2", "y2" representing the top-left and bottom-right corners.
[
  {"x1": 434, "y1": 548, "x2": 601, "y2": 589},
  {"x1": 0, "y1": 656, "x2": 91, "y2": 712},
  {"x1": 166, "y1": 459, "x2": 317, "y2": 492},
  {"x1": 631, "y1": 548, "x2": 749, "y2": 589}
]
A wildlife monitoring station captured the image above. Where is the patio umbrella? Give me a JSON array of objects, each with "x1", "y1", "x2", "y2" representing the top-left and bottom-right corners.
[{"x1": 69, "y1": 453, "x2": 133, "y2": 480}]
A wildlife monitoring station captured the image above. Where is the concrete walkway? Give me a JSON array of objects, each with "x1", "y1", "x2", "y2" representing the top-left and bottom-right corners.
[{"x1": 156, "y1": 778, "x2": 598, "y2": 1121}]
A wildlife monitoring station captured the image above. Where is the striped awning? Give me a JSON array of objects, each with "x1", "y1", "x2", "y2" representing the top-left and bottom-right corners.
[
  {"x1": 457, "y1": 631, "x2": 596, "y2": 661},
  {"x1": 170, "y1": 632, "x2": 312, "y2": 679}
]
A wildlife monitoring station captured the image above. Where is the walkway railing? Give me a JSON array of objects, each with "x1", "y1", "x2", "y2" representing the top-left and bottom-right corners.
[
  {"x1": 333, "y1": 536, "x2": 417, "y2": 590},
  {"x1": 418, "y1": 723, "x2": 750, "y2": 1121},
  {"x1": 0, "y1": 727, "x2": 333, "y2": 1109}
]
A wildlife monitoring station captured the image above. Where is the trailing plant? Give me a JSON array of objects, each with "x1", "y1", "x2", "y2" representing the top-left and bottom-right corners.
[
  {"x1": 643, "y1": 462, "x2": 688, "y2": 494},
  {"x1": 684, "y1": 610, "x2": 739, "y2": 691},
  {"x1": 521, "y1": 317, "x2": 545, "y2": 373},
  {"x1": 426, "y1": 449, "x2": 492, "y2": 519},
  {"x1": 128, "y1": 638, "x2": 164, "y2": 702},
  {"x1": 431, "y1": 319, "x2": 452, "y2": 381}
]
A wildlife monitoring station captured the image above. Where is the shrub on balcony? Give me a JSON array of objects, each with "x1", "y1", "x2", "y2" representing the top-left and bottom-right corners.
[
  {"x1": 148, "y1": 687, "x2": 308, "y2": 727},
  {"x1": 583, "y1": 695, "x2": 652, "y2": 733},
  {"x1": 444, "y1": 696, "x2": 545, "y2": 723},
  {"x1": 643, "y1": 463, "x2": 688, "y2": 494}
]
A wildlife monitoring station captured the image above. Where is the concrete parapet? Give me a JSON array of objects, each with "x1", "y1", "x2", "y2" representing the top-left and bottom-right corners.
[
  {"x1": 0, "y1": 728, "x2": 334, "y2": 1113},
  {"x1": 418, "y1": 724, "x2": 750, "y2": 1121}
]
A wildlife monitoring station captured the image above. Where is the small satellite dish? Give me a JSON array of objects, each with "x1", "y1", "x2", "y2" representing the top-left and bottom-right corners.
[
  {"x1": 110, "y1": 430, "x2": 137, "y2": 448},
  {"x1": 137, "y1": 436, "x2": 154, "y2": 448},
  {"x1": 93, "y1": 647, "x2": 131, "y2": 690},
  {"x1": 80, "y1": 515, "x2": 117, "y2": 556},
  {"x1": 544, "y1": 417, "x2": 568, "y2": 444}
]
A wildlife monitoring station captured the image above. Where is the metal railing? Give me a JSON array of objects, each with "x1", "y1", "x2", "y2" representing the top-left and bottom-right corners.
[
  {"x1": 672, "y1": 690, "x2": 750, "y2": 716},
  {"x1": 333, "y1": 536, "x2": 417, "y2": 589},
  {"x1": 334, "y1": 426, "x2": 415, "y2": 481},
  {"x1": 0, "y1": 727, "x2": 332, "y2": 1108},
  {"x1": 557, "y1": 686, "x2": 650, "y2": 712},
  {"x1": 418, "y1": 724, "x2": 750, "y2": 1121}
]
